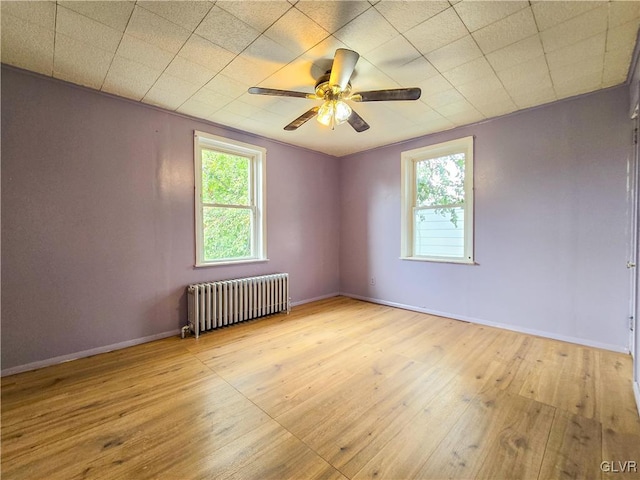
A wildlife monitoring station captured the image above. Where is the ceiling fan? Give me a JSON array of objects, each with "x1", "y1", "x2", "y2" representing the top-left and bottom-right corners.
[{"x1": 248, "y1": 48, "x2": 422, "y2": 133}]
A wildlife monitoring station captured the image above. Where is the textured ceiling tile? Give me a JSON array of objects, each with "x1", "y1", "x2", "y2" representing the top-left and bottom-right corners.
[
  {"x1": 164, "y1": 56, "x2": 218, "y2": 87},
  {"x1": 511, "y1": 86, "x2": 556, "y2": 109},
  {"x1": 218, "y1": 1, "x2": 291, "y2": 32},
  {"x1": 136, "y1": 1, "x2": 212, "y2": 32},
  {"x1": 366, "y1": 35, "x2": 421, "y2": 69},
  {"x1": 1, "y1": 13, "x2": 54, "y2": 75},
  {"x1": 240, "y1": 109, "x2": 292, "y2": 133},
  {"x1": 472, "y1": 7, "x2": 537, "y2": 54},
  {"x1": 244, "y1": 34, "x2": 299, "y2": 67},
  {"x1": 196, "y1": 6, "x2": 260, "y2": 54},
  {"x1": 440, "y1": 102, "x2": 484, "y2": 125},
  {"x1": 374, "y1": 0, "x2": 449, "y2": 33},
  {"x1": 53, "y1": 33, "x2": 113, "y2": 89},
  {"x1": 58, "y1": 1, "x2": 134, "y2": 31},
  {"x1": 607, "y1": 20, "x2": 640, "y2": 54},
  {"x1": 385, "y1": 56, "x2": 440, "y2": 85},
  {"x1": 422, "y1": 88, "x2": 466, "y2": 109},
  {"x1": 189, "y1": 88, "x2": 235, "y2": 109},
  {"x1": 540, "y1": 5, "x2": 608, "y2": 53},
  {"x1": 609, "y1": 1, "x2": 640, "y2": 28},
  {"x1": 455, "y1": 72, "x2": 504, "y2": 101},
  {"x1": 178, "y1": 35, "x2": 235, "y2": 73},
  {"x1": 295, "y1": 0, "x2": 370, "y2": 33},
  {"x1": 207, "y1": 108, "x2": 247, "y2": 129},
  {"x1": 601, "y1": 20, "x2": 638, "y2": 86},
  {"x1": 602, "y1": 49, "x2": 631, "y2": 87},
  {"x1": 205, "y1": 74, "x2": 250, "y2": 98},
  {"x1": 426, "y1": 35, "x2": 483, "y2": 72},
  {"x1": 404, "y1": 7, "x2": 469, "y2": 55},
  {"x1": 102, "y1": 56, "x2": 162, "y2": 100},
  {"x1": 176, "y1": 98, "x2": 219, "y2": 119},
  {"x1": 415, "y1": 73, "x2": 454, "y2": 97},
  {"x1": 143, "y1": 89, "x2": 191, "y2": 110},
  {"x1": 144, "y1": 73, "x2": 202, "y2": 109},
  {"x1": 56, "y1": 5, "x2": 123, "y2": 53},
  {"x1": 421, "y1": 113, "x2": 456, "y2": 135},
  {"x1": 435, "y1": 97, "x2": 476, "y2": 116},
  {"x1": 454, "y1": 0, "x2": 528, "y2": 32},
  {"x1": 554, "y1": 71, "x2": 602, "y2": 100},
  {"x1": 150, "y1": 73, "x2": 202, "y2": 97},
  {"x1": 116, "y1": 34, "x2": 174, "y2": 71},
  {"x1": 497, "y1": 55, "x2": 551, "y2": 94},
  {"x1": 224, "y1": 99, "x2": 261, "y2": 118},
  {"x1": 546, "y1": 33, "x2": 605, "y2": 72},
  {"x1": 347, "y1": 57, "x2": 398, "y2": 91},
  {"x1": 219, "y1": 56, "x2": 277, "y2": 89},
  {"x1": 442, "y1": 56, "x2": 495, "y2": 87},
  {"x1": 473, "y1": 96, "x2": 517, "y2": 118},
  {"x1": 532, "y1": 1, "x2": 605, "y2": 31},
  {"x1": 550, "y1": 55, "x2": 603, "y2": 96},
  {"x1": 263, "y1": 7, "x2": 329, "y2": 55},
  {"x1": 333, "y1": 7, "x2": 397, "y2": 54},
  {"x1": 1, "y1": 1, "x2": 55, "y2": 29},
  {"x1": 126, "y1": 6, "x2": 191, "y2": 54},
  {"x1": 485, "y1": 34, "x2": 544, "y2": 72},
  {"x1": 259, "y1": 59, "x2": 317, "y2": 91},
  {"x1": 382, "y1": 98, "x2": 434, "y2": 120}
]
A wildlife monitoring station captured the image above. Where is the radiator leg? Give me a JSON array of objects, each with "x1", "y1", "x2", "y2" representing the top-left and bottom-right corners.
[{"x1": 181, "y1": 325, "x2": 190, "y2": 339}]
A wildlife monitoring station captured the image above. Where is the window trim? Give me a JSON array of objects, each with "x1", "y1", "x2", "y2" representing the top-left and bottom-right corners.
[
  {"x1": 400, "y1": 136, "x2": 474, "y2": 264},
  {"x1": 194, "y1": 131, "x2": 267, "y2": 267}
]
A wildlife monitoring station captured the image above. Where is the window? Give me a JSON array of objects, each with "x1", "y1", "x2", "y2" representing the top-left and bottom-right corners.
[
  {"x1": 194, "y1": 131, "x2": 266, "y2": 266},
  {"x1": 401, "y1": 136, "x2": 474, "y2": 264}
]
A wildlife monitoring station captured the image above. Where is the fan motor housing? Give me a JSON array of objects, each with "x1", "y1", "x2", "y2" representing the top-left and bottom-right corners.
[{"x1": 315, "y1": 71, "x2": 351, "y2": 99}]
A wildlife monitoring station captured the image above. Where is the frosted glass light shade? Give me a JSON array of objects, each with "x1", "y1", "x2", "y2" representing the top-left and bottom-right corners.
[{"x1": 317, "y1": 100, "x2": 352, "y2": 127}]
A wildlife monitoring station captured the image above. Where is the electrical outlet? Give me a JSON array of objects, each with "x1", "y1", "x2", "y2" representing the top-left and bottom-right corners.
[{"x1": 370, "y1": 277, "x2": 376, "y2": 286}]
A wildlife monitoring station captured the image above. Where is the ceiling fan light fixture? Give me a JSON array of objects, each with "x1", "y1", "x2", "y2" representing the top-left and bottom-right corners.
[{"x1": 317, "y1": 99, "x2": 352, "y2": 128}]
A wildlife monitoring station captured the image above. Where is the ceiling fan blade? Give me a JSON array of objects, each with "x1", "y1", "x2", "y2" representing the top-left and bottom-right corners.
[
  {"x1": 284, "y1": 107, "x2": 320, "y2": 131},
  {"x1": 347, "y1": 109, "x2": 370, "y2": 133},
  {"x1": 329, "y1": 49, "x2": 360, "y2": 91},
  {"x1": 351, "y1": 88, "x2": 422, "y2": 102},
  {"x1": 248, "y1": 87, "x2": 316, "y2": 99}
]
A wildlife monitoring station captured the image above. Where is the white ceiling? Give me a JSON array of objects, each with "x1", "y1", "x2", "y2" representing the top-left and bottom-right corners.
[{"x1": 2, "y1": 1, "x2": 639, "y2": 156}]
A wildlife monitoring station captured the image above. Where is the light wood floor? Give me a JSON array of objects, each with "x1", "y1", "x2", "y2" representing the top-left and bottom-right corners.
[{"x1": 2, "y1": 296, "x2": 640, "y2": 479}]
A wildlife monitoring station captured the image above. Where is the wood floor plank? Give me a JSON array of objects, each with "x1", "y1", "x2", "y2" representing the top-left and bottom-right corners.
[
  {"x1": 519, "y1": 340, "x2": 598, "y2": 419},
  {"x1": 417, "y1": 389, "x2": 555, "y2": 480},
  {"x1": 2, "y1": 296, "x2": 638, "y2": 480},
  {"x1": 538, "y1": 409, "x2": 603, "y2": 480}
]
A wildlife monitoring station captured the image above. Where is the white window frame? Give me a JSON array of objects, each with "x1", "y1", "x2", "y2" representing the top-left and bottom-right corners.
[
  {"x1": 194, "y1": 131, "x2": 267, "y2": 267},
  {"x1": 400, "y1": 136, "x2": 474, "y2": 264}
]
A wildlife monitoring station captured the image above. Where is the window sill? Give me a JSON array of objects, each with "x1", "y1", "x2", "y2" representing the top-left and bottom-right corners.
[
  {"x1": 400, "y1": 256, "x2": 476, "y2": 266},
  {"x1": 195, "y1": 258, "x2": 270, "y2": 268}
]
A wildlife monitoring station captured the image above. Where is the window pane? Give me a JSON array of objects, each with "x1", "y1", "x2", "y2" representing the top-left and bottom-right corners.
[
  {"x1": 416, "y1": 153, "x2": 465, "y2": 207},
  {"x1": 414, "y1": 207, "x2": 465, "y2": 258},
  {"x1": 203, "y1": 207, "x2": 252, "y2": 260},
  {"x1": 202, "y1": 149, "x2": 250, "y2": 205}
]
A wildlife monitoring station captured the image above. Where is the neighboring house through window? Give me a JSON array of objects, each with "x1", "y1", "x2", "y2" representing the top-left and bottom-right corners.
[
  {"x1": 194, "y1": 131, "x2": 266, "y2": 266},
  {"x1": 401, "y1": 136, "x2": 474, "y2": 264}
]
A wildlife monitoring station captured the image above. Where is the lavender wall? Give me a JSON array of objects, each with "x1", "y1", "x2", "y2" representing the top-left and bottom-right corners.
[
  {"x1": 340, "y1": 85, "x2": 632, "y2": 351},
  {"x1": 1, "y1": 66, "x2": 340, "y2": 371}
]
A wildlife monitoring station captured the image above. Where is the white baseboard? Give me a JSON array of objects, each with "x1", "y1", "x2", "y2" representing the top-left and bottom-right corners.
[
  {"x1": 341, "y1": 292, "x2": 629, "y2": 354},
  {"x1": 1, "y1": 292, "x2": 341, "y2": 377},
  {"x1": 291, "y1": 292, "x2": 340, "y2": 307},
  {"x1": 1, "y1": 329, "x2": 181, "y2": 377},
  {"x1": 634, "y1": 382, "x2": 640, "y2": 418},
  {"x1": 3, "y1": 292, "x2": 628, "y2": 377}
]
